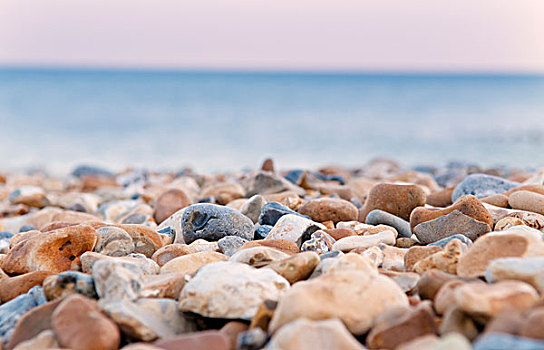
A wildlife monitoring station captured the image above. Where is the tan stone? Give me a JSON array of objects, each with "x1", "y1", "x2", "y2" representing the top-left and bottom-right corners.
[
  {"x1": 264, "y1": 251, "x2": 320, "y2": 284},
  {"x1": 160, "y1": 251, "x2": 228, "y2": 274},
  {"x1": 509, "y1": 190, "x2": 544, "y2": 215},
  {"x1": 413, "y1": 239, "x2": 467, "y2": 274},
  {"x1": 0, "y1": 271, "x2": 53, "y2": 302},
  {"x1": 481, "y1": 194, "x2": 509, "y2": 208},
  {"x1": 151, "y1": 244, "x2": 197, "y2": 267},
  {"x1": 229, "y1": 246, "x2": 289, "y2": 268},
  {"x1": 201, "y1": 182, "x2": 245, "y2": 205},
  {"x1": 241, "y1": 239, "x2": 299, "y2": 255},
  {"x1": 404, "y1": 246, "x2": 442, "y2": 272},
  {"x1": 298, "y1": 198, "x2": 358, "y2": 224},
  {"x1": 141, "y1": 273, "x2": 187, "y2": 299}
]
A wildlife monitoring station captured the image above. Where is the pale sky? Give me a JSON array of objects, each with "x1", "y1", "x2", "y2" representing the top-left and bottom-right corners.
[{"x1": 1, "y1": 0, "x2": 543, "y2": 72}]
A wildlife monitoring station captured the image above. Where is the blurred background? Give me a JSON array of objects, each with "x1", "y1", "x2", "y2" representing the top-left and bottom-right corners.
[{"x1": 1, "y1": 0, "x2": 543, "y2": 173}]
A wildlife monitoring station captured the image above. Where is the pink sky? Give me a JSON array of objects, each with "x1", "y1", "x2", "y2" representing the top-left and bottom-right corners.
[{"x1": 1, "y1": 0, "x2": 543, "y2": 72}]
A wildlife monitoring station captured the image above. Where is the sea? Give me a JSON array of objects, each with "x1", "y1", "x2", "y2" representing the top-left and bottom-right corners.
[{"x1": 1, "y1": 68, "x2": 544, "y2": 174}]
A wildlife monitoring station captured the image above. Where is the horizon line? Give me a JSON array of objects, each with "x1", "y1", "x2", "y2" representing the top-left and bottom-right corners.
[{"x1": 1, "y1": 63, "x2": 544, "y2": 78}]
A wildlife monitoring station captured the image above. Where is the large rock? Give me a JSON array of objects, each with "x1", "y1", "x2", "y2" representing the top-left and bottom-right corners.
[
  {"x1": 359, "y1": 183, "x2": 426, "y2": 222},
  {"x1": 266, "y1": 318, "x2": 365, "y2": 350},
  {"x1": 179, "y1": 261, "x2": 289, "y2": 319},
  {"x1": 2, "y1": 225, "x2": 97, "y2": 274},
  {"x1": 298, "y1": 198, "x2": 358, "y2": 224},
  {"x1": 268, "y1": 269, "x2": 409, "y2": 335},
  {"x1": 452, "y1": 174, "x2": 519, "y2": 202},
  {"x1": 52, "y1": 294, "x2": 120, "y2": 350},
  {"x1": 182, "y1": 204, "x2": 254, "y2": 244},
  {"x1": 413, "y1": 210, "x2": 491, "y2": 244},
  {"x1": 486, "y1": 257, "x2": 544, "y2": 293},
  {"x1": 454, "y1": 280, "x2": 539, "y2": 317},
  {"x1": 265, "y1": 214, "x2": 325, "y2": 247},
  {"x1": 457, "y1": 226, "x2": 544, "y2": 278}
]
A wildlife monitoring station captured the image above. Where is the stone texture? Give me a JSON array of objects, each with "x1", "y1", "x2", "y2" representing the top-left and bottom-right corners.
[
  {"x1": 359, "y1": 183, "x2": 427, "y2": 222},
  {"x1": 410, "y1": 195, "x2": 493, "y2": 232},
  {"x1": 416, "y1": 270, "x2": 459, "y2": 300},
  {"x1": 182, "y1": 204, "x2": 254, "y2": 244},
  {"x1": 298, "y1": 197, "x2": 358, "y2": 224},
  {"x1": 160, "y1": 251, "x2": 228, "y2": 274},
  {"x1": 397, "y1": 333, "x2": 471, "y2": 350},
  {"x1": 267, "y1": 318, "x2": 365, "y2": 350},
  {"x1": 452, "y1": 174, "x2": 520, "y2": 202},
  {"x1": 366, "y1": 302, "x2": 438, "y2": 349},
  {"x1": 520, "y1": 308, "x2": 544, "y2": 340},
  {"x1": 485, "y1": 257, "x2": 544, "y2": 293},
  {"x1": 92, "y1": 259, "x2": 144, "y2": 302},
  {"x1": 509, "y1": 190, "x2": 544, "y2": 216},
  {"x1": 94, "y1": 226, "x2": 135, "y2": 257},
  {"x1": 454, "y1": 280, "x2": 539, "y2": 317},
  {"x1": 268, "y1": 269, "x2": 409, "y2": 335},
  {"x1": 457, "y1": 226, "x2": 544, "y2": 278},
  {"x1": 264, "y1": 251, "x2": 320, "y2": 284},
  {"x1": 217, "y1": 235, "x2": 248, "y2": 256},
  {"x1": 229, "y1": 246, "x2": 290, "y2": 268},
  {"x1": 439, "y1": 307, "x2": 479, "y2": 341},
  {"x1": 9, "y1": 186, "x2": 48, "y2": 208},
  {"x1": 413, "y1": 210, "x2": 491, "y2": 244},
  {"x1": 404, "y1": 246, "x2": 442, "y2": 272},
  {"x1": 51, "y1": 294, "x2": 120, "y2": 350},
  {"x1": 43, "y1": 271, "x2": 97, "y2": 300},
  {"x1": 413, "y1": 239, "x2": 467, "y2": 274},
  {"x1": 365, "y1": 209, "x2": 412, "y2": 238},
  {"x1": 265, "y1": 214, "x2": 325, "y2": 247},
  {"x1": 240, "y1": 195, "x2": 266, "y2": 224},
  {"x1": 2, "y1": 225, "x2": 97, "y2": 274},
  {"x1": 300, "y1": 230, "x2": 335, "y2": 254},
  {"x1": 179, "y1": 261, "x2": 289, "y2": 319},
  {"x1": 332, "y1": 230, "x2": 396, "y2": 252},
  {"x1": 428, "y1": 234, "x2": 473, "y2": 248}
]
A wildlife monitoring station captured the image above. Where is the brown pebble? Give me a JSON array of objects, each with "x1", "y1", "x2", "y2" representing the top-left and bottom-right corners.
[
  {"x1": 240, "y1": 239, "x2": 299, "y2": 255},
  {"x1": 426, "y1": 188, "x2": 454, "y2": 207},
  {"x1": 153, "y1": 189, "x2": 191, "y2": 224},
  {"x1": 359, "y1": 183, "x2": 427, "y2": 222}
]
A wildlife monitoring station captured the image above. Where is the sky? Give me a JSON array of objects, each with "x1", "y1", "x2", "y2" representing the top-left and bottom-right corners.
[{"x1": 1, "y1": 0, "x2": 543, "y2": 72}]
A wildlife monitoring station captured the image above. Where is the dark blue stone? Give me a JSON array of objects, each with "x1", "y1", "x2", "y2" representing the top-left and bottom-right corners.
[
  {"x1": 314, "y1": 173, "x2": 346, "y2": 185},
  {"x1": 258, "y1": 202, "x2": 310, "y2": 226},
  {"x1": 254, "y1": 225, "x2": 272, "y2": 240},
  {"x1": 284, "y1": 169, "x2": 305, "y2": 184},
  {"x1": 0, "y1": 232, "x2": 13, "y2": 239},
  {"x1": 18, "y1": 224, "x2": 35, "y2": 233}
]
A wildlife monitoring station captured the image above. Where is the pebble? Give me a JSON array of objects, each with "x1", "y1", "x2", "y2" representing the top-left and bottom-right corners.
[
  {"x1": 268, "y1": 269, "x2": 408, "y2": 335},
  {"x1": 12, "y1": 329, "x2": 58, "y2": 350},
  {"x1": 43, "y1": 271, "x2": 97, "y2": 300},
  {"x1": 452, "y1": 173, "x2": 520, "y2": 202},
  {"x1": 1, "y1": 225, "x2": 97, "y2": 274},
  {"x1": 229, "y1": 246, "x2": 290, "y2": 268},
  {"x1": 92, "y1": 259, "x2": 145, "y2": 302},
  {"x1": 332, "y1": 230, "x2": 396, "y2": 252},
  {"x1": 237, "y1": 327, "x2": 268, "y2": 350},
  {"x1": 201, "y1": 182, "x2": 245, "y2": 205},
  {"x1": 297, "y1": 197, "x2": 358, "y2": 224},
  {"x1": 95, "y1": 226, "x2": 135, "y2": 257},
  {"x1": 153, "y1": 189, "x2": 192, "y2": 224},
  {"x1": 245, "y1": 171, "x2": 305, "y2": 197},
  {"x1": 182, "y1": 203, "x2": 254, "y2": 244},
  {"x1": 413, "y1": 239, "x2": 468, "y2": 274},
  {"x1": 258, "y1": 201, "x2": 309, "y2": 226},
  {"x1": 509, "y1": 190, "x2": 544, "y2": 216},
  {"x1": 153, "y1": 330, "x2": 230, "y2": 350},
  {"x1": 300, "y1": 230, "x2": 335, "y2": 254},
  {"x1": 413, "y1": 210, "x2": 491, "y2": 244},
  {"x1": 240, "y1": 239, "x2": 299, "y2": 255},
  {"x1": 9, "y1": 186, "x2": 49, "y2": 208},
  {"x1": 0, "y1": 270, "x2": 53, "y2": 303},
  {"x1": 457, "y1": 225, "x2": 544, "y2": 278},
  {"x1": 366, "y1": 209, "x2": 412, "y2": 238},
  {"x1": 473, "y1": 333, "x2": 544, "y2": 350},
  {"x1": 240, "y1": 195, "x2": 266, "y2": 223},
  {"x1": 159, "y1": 251, "x2": 228, "y2": 274},
  {"x1": 81, "y1": 251, "x2": 159, "y2": 275},
  {"x1": 52, "y1": 294, "x2": 120, "y2": 350},
  {"x1": 428, "y1": 233, "x2": 473, "y2": 248},
  {"x1": 264, "y1": 251, "x2": 320, "y2": 284},
  {"x1": 485, "y1": 257, "x2": 544, "y2": 293},
  {"x1": 267, "y1": 318, "x2": 365, "y2": 350},
  {"x1": 218, "y1": 235, "x2": 248, "y2": 256},
  {"x1": 254, "y1": 224, "x2": 272, "y2": 239},
  {"x1": 179, "y1": 261, "x2": 289, "y2": 319},
  {"x1": 265, "y1": 214, "x2": 325, "y2": 247},
  {"x1": 404, "y1": 245, "x2": 442, "y2": 272},
  {"x1": 359, "y1": 183, "x2": 427, "y2": 222}
]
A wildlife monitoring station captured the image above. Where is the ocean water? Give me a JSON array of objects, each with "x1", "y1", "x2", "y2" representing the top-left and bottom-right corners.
[{"x1": 1, "y1": 68, "x2": 544, "y2": 173}]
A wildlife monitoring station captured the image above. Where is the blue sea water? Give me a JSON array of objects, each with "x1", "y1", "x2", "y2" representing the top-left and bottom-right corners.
[{"x1": 1, "y1": 68, "x2": 543, "y2": 173}]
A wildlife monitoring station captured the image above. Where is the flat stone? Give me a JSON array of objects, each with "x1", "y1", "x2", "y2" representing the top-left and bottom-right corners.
[
  {"x1": 413, "y1": 210, "x2": 490, "y2": 244},
  {"x1": 229, "y1": 246, "x2": 290, "y2": 268},
  {"x1": 298, "y1": 198, "x2": 358, "y2": 224},
  {"x1": 452, "y1": 174, "x2": 520, "y2": 202},
  {"x1": 153, "y1": 189, "x2": 192, "y2": 224},
  {"x1": 52, "y1": 294, "x2": 120, "y2": 350},
  {"x1": 332, "y1": 230, "x2": 396, "y2": 252},
  {"x1": 265, "y1": 214, "x2": 325, "y2": 248},
  {"x1": 366, "y1": 302, "x2": 438, "y2": 349},
  {"x1": 43, "y1": 271, "x2": 97, "y2": 300},
  {"x1": 1, "y1": 225, "x2": 97, "y2": 274},
  {"x1": 240, "y1": 195, "x2": 266, "y2": 224},
  {"x1": 179, "y1": 261, "x2": 289, "y2": 319},
  {"x1": 457, "y1": 225, "x2": 544, "y2": 278},
  {"x1": 359, "y1": 183, "x2": 427, "y2": 222},
  {"x1": 267, "y1": 318, "x2": 365, "y2": 350},
  {"x1": 268, "y1": 269, "x2": 408, "y2": 336},
  {"x1": 95, "y1": 226, "x2": 135, "y2": 257},
  {"x1": 264, "y1": 251, "x2": 320, "y2": 284},
  {"x1": 454, "y1": 280, "x2": 539, "y2": 317},
  {"x1": 486, "y1": 257, "x2": 544, "y2": 293},
  {"x1": 258, "y1": 202, "x2": 309, "y2": 227},
  {"x1": 366, "y1": 209, "x2": 412, "y2": 238},
  {"x1": 182, "y1": 204, "x2": 254, "y2": 244},
  {"x1": 218, "y1": 236, "x2": 248, "y2": 256},
  {"x1": 160, "y1": 251, "x2": 228, "y2": 274}
]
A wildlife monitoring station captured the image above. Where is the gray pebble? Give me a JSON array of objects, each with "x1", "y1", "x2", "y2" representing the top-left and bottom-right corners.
[
  {"x1": 452, "y1": 174, "x2": 519, "y2": 202},
  {"x1": 365, "y1": 209, "x2": 412, "y2": 238}
]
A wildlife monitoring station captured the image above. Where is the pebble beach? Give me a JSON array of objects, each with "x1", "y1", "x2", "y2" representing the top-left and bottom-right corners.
[{"x1": 1, "y1": 157, "x2": 544, "y2": 350}]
